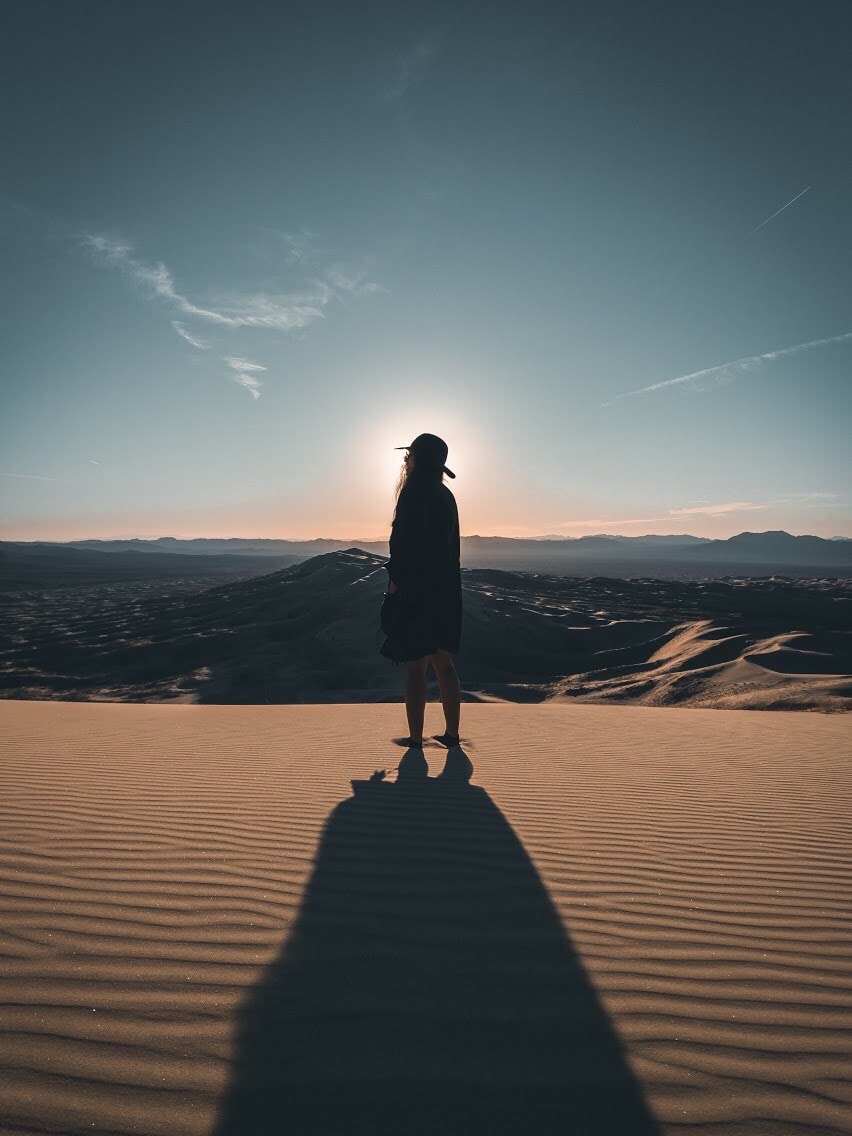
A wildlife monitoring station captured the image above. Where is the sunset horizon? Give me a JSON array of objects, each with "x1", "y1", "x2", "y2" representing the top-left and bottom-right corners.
[
  {"x1": 3, "y1": 5, "x2": 850, "y2": 548},
  {"x1": 4, "y1": 517, "x2": 851, "y2": 544}
]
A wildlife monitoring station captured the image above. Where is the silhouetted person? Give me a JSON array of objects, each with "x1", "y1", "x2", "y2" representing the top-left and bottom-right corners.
[
  {"x1": 214, "y1": 778, "x2": 659, "y2": 1135},
  {"x1": 380, "y1": 433, "x2": 463, "y2": 750}
]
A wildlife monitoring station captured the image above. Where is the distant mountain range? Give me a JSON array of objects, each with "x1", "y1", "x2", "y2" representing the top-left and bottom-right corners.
[
  {"x1": 46, "y1": 536, "x2": 377, "y2": 556},
  {"x1": 0, "y1": 534, "x2": 723, "y2": 557},
  {"x1": 1, "y1": 531, "x2": 850, "y2": 592},
  {"x1": 9, "y1": 529, "x2": 850, "y2": 555},
  {"x1": 680, "y1": 531, "x2": 852, "y2": 565},
  {"x1": 453, "y1": 532, "x2": 852, "y2": 576}
]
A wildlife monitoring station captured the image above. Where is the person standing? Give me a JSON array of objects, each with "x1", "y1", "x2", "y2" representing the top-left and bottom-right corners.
[{"x1": 380, "y1": 433, "x2": 462, "y2": 749}]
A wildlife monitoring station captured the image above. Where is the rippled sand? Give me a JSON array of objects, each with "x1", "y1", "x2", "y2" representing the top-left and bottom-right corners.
[{"x1": 1, "y1": 702, "x2": 849, "y2": 1134}]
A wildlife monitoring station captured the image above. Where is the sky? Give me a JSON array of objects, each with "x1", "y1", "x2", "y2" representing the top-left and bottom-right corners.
[{"x1": 1, "y1": 0, "x2": 850, "y2": 541}]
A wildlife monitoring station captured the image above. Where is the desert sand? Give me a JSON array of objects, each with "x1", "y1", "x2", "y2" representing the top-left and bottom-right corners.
[
  {"x1": 0, "y1": 700, "x2": 849, "y2": 1135},
  {"x1": 2, "y1": 550, "x2": 849, "y2": 710}
]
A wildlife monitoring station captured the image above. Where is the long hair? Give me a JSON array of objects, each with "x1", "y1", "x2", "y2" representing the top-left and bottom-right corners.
[{"x1": 391, "y1": 452, "x2": 445, "y2": 525}]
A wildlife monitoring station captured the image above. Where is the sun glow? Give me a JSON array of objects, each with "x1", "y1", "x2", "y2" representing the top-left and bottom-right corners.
[{"x1": 360, "y1": 402, "x2": 480, "y2": 514}]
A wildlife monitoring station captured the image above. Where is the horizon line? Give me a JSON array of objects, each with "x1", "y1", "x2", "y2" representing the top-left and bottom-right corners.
[{"x1": 3, "y1": 528, "x2": 850, "y2": 544}]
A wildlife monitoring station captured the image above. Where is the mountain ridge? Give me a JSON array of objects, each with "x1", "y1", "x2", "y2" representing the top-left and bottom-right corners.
[
  {"x1": 5, "y1": 529, "x2": 849, "y2": 558},
  {"x1": 2, "y1": 530, "x2": 851, "y2": 594}
]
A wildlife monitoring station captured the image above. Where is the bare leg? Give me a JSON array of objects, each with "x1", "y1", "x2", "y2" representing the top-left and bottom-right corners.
[
  {"x1": 430, "y1": 649, "x2": 461, "y2": 737},
  {"x1": 404, "y1": 657, "x2": 429, "y2": 743}
]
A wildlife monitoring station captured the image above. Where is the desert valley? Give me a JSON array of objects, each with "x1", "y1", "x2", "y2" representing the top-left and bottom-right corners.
[{"x1": 1, "y1": 535, "x2": 850, "y2": 711}]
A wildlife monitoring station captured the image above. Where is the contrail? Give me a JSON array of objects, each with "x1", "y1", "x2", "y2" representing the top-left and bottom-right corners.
[
  {"x1": 1, "y1": 472, "x2": 58, "y2": 480},
  {"x1": 601, "y1": 330, "x2": 852, "y2": 406},
  {"x1": 745, "y1": 185, "x2": 811, "y2": 237}
]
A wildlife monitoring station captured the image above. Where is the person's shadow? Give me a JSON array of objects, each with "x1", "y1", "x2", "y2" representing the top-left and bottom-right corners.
[{"x1": 214, "y1": 757, "x2": 659, "y2": 1135}]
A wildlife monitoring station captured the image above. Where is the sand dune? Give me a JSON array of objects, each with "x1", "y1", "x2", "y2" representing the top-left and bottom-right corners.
[
  {"x1": 2, "y1": 550, "x2": 849, "y2": 710},
  {"x1": 1, "y1": 701, "x2": 849, "y2": 1134},
  {"x1": 553, "y1": 621, "x2": 852, "y2": 709}
]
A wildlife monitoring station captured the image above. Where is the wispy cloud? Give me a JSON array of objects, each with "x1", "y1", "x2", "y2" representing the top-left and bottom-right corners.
[
  {"x1": 668, "y1": 501, "x2": 768, "y2": 517},
  {"x1": 82, "y1": 227, "x2": 381, "y2": 404},
  {"x1": 745, "y1": 185, "x2": 811, "y2": 238},
  {"x1": 86, "y1": 231, "x2": 381, "y2": 335},
  {"x1": 560, "y1": 496, "x2": 846, "y2": 530},
  {"x1": 260, "y1": 230, "x2": 383, "y2": 298},
  {"x1": 88, "y1": 459, "x2": 101, "y2": 466},
  {"x1": 279, "y1": 230, "x2": 315, "y2": 266},
  {"x1": 787, "y1": 492, "x2": 840, "y2": 505},
  {"x1": 325, "y1": 264, "x2": 383, "y2": 298},
  {"x1": 379, "y1": 38, "x2": 436, "y2": 102},
  {"x1": 560, "y1": 516, "x2": 678, "y2": 528},
  {"x1": 601, "y1": 330, "x2": 852, "y2": 407},
  {"x1": 85, "y1": 234, "x2": 332, "y2": 330},
  {"x1": 224, "y1": 356, "x2": 266, "y2": 373},
  {"x1": 170, "y1": 320, "x2": 209, "y2": 350},
  {"x1": 1, "y1": 471, "x2": 57, "y2": 481},
  {"x1": 562, "y1": 504, "x2": 768, "y2": 529},
  {"x1": 224, "y1": 356, "x2": 267, "y2": 400}
]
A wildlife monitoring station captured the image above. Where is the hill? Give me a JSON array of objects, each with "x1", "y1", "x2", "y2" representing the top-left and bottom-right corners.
[
  {"x1": 0, "y1": 542, "x2": 300, "y2": 591},
  {"x1": 684, "y1": 530, "x2": 852, "y2": 565},
  {"x1": 1, "y1": 548, "x2": 848, "y2": 710}
]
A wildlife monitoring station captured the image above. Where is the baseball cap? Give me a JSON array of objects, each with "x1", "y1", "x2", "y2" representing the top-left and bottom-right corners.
[{"x1": 394, "y1": 432, "x2": 455, "y2": 478}]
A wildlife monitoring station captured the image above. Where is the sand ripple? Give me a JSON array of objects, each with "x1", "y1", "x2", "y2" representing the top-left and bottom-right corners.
[{"x1": 0, "y1": 702, "x2": 849, "y2": 1134}]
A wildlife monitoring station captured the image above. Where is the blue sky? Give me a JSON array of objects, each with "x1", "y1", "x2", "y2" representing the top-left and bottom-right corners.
[{"x1": 2, "y1": 1, "x2": 850, "y2": 540}]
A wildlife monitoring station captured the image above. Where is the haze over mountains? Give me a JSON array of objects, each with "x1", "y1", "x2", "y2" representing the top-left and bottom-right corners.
[
  {"x1": 3, "y1": 530, "x2": 851, "y2": 586},
  {"x1": 26, "y1": 533, "x2": 716, "y2": 554}
]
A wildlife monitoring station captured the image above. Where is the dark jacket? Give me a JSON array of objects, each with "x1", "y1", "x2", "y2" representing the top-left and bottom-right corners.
[
  {"x1": 387, "y1": 481, "x2": 460, "y2": 599},
  {"x1": 380, "y1": 479, "x2": 462, "y2": 661}
]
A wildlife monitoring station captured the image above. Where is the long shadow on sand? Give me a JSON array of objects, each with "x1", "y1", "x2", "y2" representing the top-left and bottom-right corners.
[{"x1": 214, "y1": 762, "x2": 659, "y2": 1135}]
